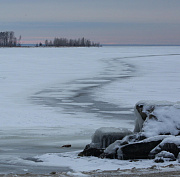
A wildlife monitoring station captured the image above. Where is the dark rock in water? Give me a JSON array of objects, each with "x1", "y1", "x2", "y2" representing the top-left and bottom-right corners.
[
  {"x1": 117, "y1": 139, "x2": 162, "y2": 160},
  {"x1": 25, "y1": 157, "x2": 43, "y2": 162},
  {"x1": 61, "y1": 144, "x2": 71, "y2": 148},
  {"x1": 78, "y1": 144, "x2": 104, "y2": 157}
]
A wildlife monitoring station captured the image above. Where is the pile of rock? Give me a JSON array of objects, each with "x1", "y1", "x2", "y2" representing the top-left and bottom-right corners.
[{"x1": 79, "y1": 101, "x2": 180, "y2": 163}]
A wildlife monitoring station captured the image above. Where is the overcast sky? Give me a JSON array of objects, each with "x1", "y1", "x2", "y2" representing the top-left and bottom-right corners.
[{"x1": 0, "y1": 0, "x2": 180, "y2": 45}]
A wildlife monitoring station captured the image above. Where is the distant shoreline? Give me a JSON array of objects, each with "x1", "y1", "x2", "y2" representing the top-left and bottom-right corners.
[
  {"x1": 0, "y1": 44, "x2": 180, "y2": 48},
  {"x1": 102, "y1": 44, "x2": 180, "y2": 47}
]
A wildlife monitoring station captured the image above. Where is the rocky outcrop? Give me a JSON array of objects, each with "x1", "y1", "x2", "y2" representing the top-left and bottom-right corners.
[
  {"x1": 117, "y1": 138, "x2": 163, "y2": 160},
  {"x1": 79, "y1": 101, "x2": 180, "y2": 161}
]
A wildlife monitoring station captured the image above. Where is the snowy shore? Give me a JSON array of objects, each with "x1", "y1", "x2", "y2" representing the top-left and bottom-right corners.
[{"x1": 0, "y1": 166, "x2": 180, "y2": 177}]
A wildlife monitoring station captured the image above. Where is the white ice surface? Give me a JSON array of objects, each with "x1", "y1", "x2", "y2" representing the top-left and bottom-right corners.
[
  {"x1": 0, "y1": 47, "x2": 132, "y2": 130},
  {"x1": 94, "y1": 47, "x2": 180, "y2": 108}
]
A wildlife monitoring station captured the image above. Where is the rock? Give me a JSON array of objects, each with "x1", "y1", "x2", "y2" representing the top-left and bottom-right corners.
[
  {"x1": 91, "y1": 127, "x2": 132, "y2": 149},
  {"x1": 134, "y1": 101, "x2": 180, "y2": 137},
  {"x1": 24, "y1": 157, "x2": 43, "y2": 162},
  {"x1": 100, "y1": 133, "x2": 147, "y2": 159},
  {"x1": 79, "y1": 101, "x2": 180, "y2": 160},
  {"x1": 149, "y1": 165, "x2": 157, "y2": 169},
  {"x1": 78, "y1": 144, "x2": 104, "y2": 157},
  {"x1": 117, "y1": 139, "x2": 163, "y2": 160},
  {"x1": 154, "y1": 157, "x2": 164, "y2": 163},
  {"x1": 50, "y1": 172, "x2": 56, "y2": 175},
  {"x1": 149, "y1": 136, "x2": 180, "y2": 158},
  {"x1": 116, "y1": 135, "x2": 168, "y2": 160},
  {"x1": 61, "y1": 144, "x2": 71, "y2": 148},
  {"x1": 134, "y1": 103, "x2": 149, "y2": 132},
  {"x1": 154, "y1": 151, "x2": 176, "y2": 163},
  {"x1": 79, "y1": 127, "x2": 132, "y2": 157},
  {"x1": 102, "y1": 135, "x2": 171, "y2": 160},
  {"x1": 100, "y1": 151, "x2": 117, "y2": 159}
]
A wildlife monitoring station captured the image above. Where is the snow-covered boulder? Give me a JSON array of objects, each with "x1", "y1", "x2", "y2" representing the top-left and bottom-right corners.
[
  {"x1": 149, "y1": 136, "x2": 180, "y2": 158},
  {"x1": 101, "y1": 133, "x2": 146, "y2": 159},
  {"x1": 134, "y1": 101, "x2": 180, "y2": 137},
  {"x1": 79, "y1": 101, "x2": 180, "y2": 160},
  {"x1": 154, "y1": 151, "x2": 176, "y2": 163},
  {"x1": 91, "y1": 127, "x2": 132, "y2": 149},
  {"x1": 116, "y1": 135, "x2": 168, "y2": 160},
  {"x1": 79, "y1": 127, "x2": 132, "y2": 157}
]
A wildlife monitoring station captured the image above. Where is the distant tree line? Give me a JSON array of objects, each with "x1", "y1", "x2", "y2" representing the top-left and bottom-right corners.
[
  {"x1": 44, "y1": 37, "x2": 101, "y2": 47},
  {"x1": 0, "y1": 31, "x2": 21, "y2": 47}
]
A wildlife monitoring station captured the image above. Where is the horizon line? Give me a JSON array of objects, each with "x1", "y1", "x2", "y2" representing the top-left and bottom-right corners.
[{"x1": 21, "y1": 43, "x2": 180, "y2": 47}]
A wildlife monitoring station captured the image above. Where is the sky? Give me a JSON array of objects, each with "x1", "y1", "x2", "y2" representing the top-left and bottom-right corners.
[{"x1": 0, "y1": 0, "x2": 180, "y2": 45}]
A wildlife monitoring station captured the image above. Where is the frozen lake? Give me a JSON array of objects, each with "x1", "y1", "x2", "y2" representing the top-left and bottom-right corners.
[{"x1": 0, "y1": 46, "x2": 180, "y2": 174}]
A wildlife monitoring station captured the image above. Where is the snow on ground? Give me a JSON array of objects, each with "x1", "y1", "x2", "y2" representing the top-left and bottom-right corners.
[
  {"x1": 35, "y1": 151, "x2": 180, "y2": 176},
  {"x1": 1, "y1": 46, "x2": 180, "y2": 175}
]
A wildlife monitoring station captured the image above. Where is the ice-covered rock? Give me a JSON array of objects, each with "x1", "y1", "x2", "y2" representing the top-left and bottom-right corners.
[
  {"x1": 117, "y1": 135, "x2": 168, "y2": 160},
  {"x1": 79, "y1": 101, "x2": 180, "y2": 160},
  {"x1": 79, "y1": 127, "x2": 132, "y2": 157},
  {"x1": 101, "y1": 133, "x2": 146, "y2": 159},
  {"x1": 91, "y1": 127, "x2": 132, "y2": 149},
  {"x1": 149, "y1": 136, "x2": 180, "y2": 158},
  {"x1": 78, "y1": 144, "x2": 104, "y2": 157},
  {"x1": 134, "y1": 101, "x2": 180, "y2": 137},
  {"x1": 154, "y1": 151, "x2": 176, "y2": 163}
]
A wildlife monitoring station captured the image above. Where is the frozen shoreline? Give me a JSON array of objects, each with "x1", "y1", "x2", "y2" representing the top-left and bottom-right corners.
[
  {"x1": 0, "y1": 166, "x2": 180, "y2": 176},
  {"x1": 1, "y1": 46, "x2": 180, "y2": 175}
]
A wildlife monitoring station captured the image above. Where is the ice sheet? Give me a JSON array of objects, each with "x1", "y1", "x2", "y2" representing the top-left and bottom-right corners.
[
  {"x1": 94, "y1": 47, "x2": 180, "y2": 108},
  {"x1": 1, "y1": 46, "x2": 180, "y2": 175}
]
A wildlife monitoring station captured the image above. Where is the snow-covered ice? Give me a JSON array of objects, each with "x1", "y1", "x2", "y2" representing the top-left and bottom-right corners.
[
  {"x1": 94, "y1": 47, "x2": 180, "y2": 108},
  {"x1": 0, "y1": 46, "x2": 180, "y2": 175}
]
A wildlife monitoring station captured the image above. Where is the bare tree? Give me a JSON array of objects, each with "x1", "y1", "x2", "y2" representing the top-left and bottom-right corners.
[{"x1": 0, "y1": 31, "x2": 18, "y2": 47}]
